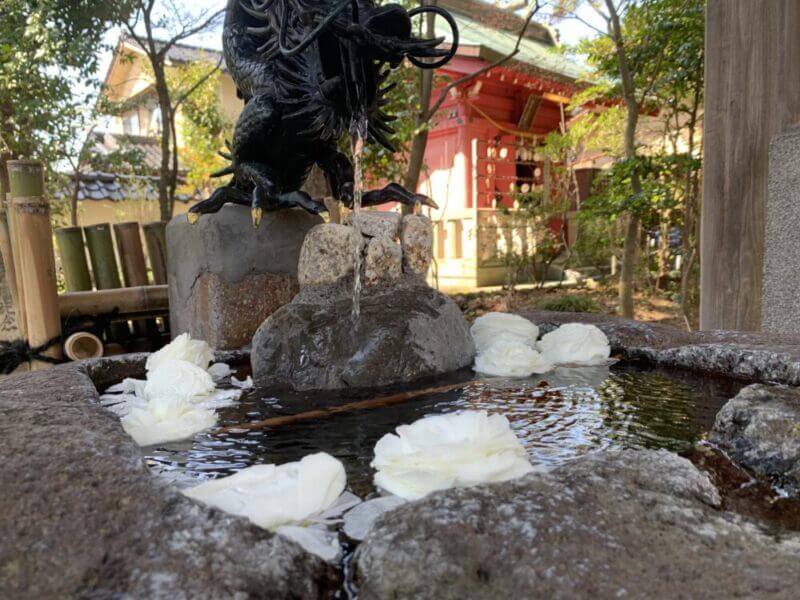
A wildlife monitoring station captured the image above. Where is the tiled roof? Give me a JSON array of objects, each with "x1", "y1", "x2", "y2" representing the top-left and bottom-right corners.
[
  {"x1": 56, "y1": 173, "x2": 200, "y2": 202},
  {"x1": 56, "y1": 172, "x2": 198, "y2": 203},
  {"x1": 90, "y1": 131, "x2": 163, "y2": 173}
]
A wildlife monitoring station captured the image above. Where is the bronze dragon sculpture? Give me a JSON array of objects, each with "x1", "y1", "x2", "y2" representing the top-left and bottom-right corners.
[{"x1": 188, "y1": 0, "x2": 459, "y2": 226}]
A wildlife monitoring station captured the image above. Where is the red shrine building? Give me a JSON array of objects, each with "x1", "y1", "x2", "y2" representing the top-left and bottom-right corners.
[{"x1": 419, "y1": 0, "x2": 591, "y2": 289}]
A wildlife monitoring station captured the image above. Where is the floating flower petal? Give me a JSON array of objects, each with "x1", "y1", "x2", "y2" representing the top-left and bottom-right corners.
[
  {"x1": 537, "y1": 323, "x2": 611, "y2": 366},
  {"x1": 371, "y1": 411, "x2": 534, "y2": 500},
  {"x1": 182, "y1": 452, "x2": 346, "y2": 531},
  {"x1": 474, "y1": 335, "x2": 553, "y2": 377},
  {"x1": 470, "y1": 312, "x2": 539, "y2": 353},
  {"x1": 146, "y1": 333, "x2": 215, "y2": 373},
  {"x1": 121, "y1": 397, "x2": 218, "y2": 446}
]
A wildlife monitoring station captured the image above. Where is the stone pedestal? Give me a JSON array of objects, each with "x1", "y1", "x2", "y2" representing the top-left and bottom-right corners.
[
  {"x1": 762, "y1": 125, "x2": 800, "y2": 332},
  {"x1": 167, "y1": 204, "x2": 323, "y2": 349}
]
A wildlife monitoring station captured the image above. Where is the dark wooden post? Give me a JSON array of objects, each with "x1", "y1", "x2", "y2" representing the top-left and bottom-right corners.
[
  {"x1": 701, "y1": 0, "x2": 800, "y2": 330},
  {"x1": 142, "y1": 221, "x2": 168, "y2": 284}
]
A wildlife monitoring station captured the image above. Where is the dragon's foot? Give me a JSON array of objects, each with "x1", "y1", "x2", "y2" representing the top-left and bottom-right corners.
[
  {"x1": 250, "y1": 187, "x2": 327, "y2": 227},
  {"x1": 188, "y1": 185, "x2": 250, "y2": 224},
  {"x1": 360, "y1": 183, "x2": 438, "y2": 210}
]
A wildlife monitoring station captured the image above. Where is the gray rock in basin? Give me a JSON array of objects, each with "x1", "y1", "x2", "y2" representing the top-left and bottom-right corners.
[
  {"x1": 298, "y1": 222, "x2": 362, "y2": 287},
  {"x1": 364, "y1": 236, "x2": 402, "y2": 286},
  {"x1": 400, "y1": 214, "x2": 433, "y2": 277},
  {"x1": 0, "y1": 360, "x2": 338, "y2": 599},
  {"x1": 356, "y1": 449, "x2": 800, "y2": 600},
  {"x1": 710, "y1": 383, "x2": 800, "y2": 492},
  {"x1": 167, "y1": 204, "x2": 322, "y2": 350},
  {"x1": 347, "y1": 210, "x2": 402, "y2": 239},
  {"x1": 251, "y1": 276, "x2": 475, "y2": 390}
]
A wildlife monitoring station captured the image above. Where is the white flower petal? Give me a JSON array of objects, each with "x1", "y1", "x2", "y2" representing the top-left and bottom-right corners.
[
  {"x1": 231, "y1": 375, "x2": 254, "y2": 390},
  {"x1": 144, "y1": 359, "x2": 216, "y2": 403},
  {"x1": 121, "y1": 397, "x2": 218, "y2": 446},
  {"x1": 371, "y1": 411, "x2": 533, "y2": 500},
  {"x1": 146, "y1": 333, "x2": 215, "y2": 372},
  {"x1": 474, "y1": 336, "x2": 553, "y2": 377},
  {"x1": 182, "y1": 453, "x2": 346, "y2": 530},
  {"x1": 470, "y1": 312, "x2": 539, "y2": 353},
  {"x1": 342, "y1": 496, "x2": 407, "y2": 541},
  {"x1": 276, "y1": 525, "x2": 342, "y2": 563},
  {"x1": 537, "y1": 323, "x2": 611, "y2": 366},
  {"x1": 208, "y1": 362, "x2": 234, "y2": 381}
]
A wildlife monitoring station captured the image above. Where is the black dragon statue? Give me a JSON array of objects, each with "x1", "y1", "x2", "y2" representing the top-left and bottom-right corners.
[{"x1": 187, "y1": 0, "x2": 459, "y2": 226}]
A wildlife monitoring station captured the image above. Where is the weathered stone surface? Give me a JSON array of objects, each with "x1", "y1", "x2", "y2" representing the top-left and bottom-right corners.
[
  {"x1": 298, "y1": 223, "x2": 362, "y2": 287},
  {"x1": 710, "y1": 384, "x2": 800, "y2": 492},
  {"x1": 251, "y1": 276, "x2": 475, "y2": 390},
  {"x1": 347, "y1": 211, "x2": 401, "y2": 239},
  {"x1": 400, "y1": 214, "x2": 432, "y2": 277},
  {"x1": 356, "y1": 449, "x2": 800, "y2": 600},
  {"x1": 0, "y1": 359, "x2": 337, "y2": 599},
  {"x1": 518, "y1": 310, "x2": 800, "y2": 385},
  {"x1": 763, "y1": 125, "x2": 800, "y2": 332},
  {"x1": 364, "y1": 236, "x2": 402, "y2": 286},
  {"x1": 167, "y1": 204, "x2": 321, "y2": 350}
]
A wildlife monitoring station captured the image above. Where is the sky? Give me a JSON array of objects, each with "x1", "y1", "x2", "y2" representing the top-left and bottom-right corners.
[{"x1": 95, "y1": 0, "x2": 598, "y2": 80}]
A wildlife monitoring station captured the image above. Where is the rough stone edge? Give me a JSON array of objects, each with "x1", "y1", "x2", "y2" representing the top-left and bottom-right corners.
[
  {"x1": 519, "y1": 310, "x2": 800, "y2": 385},
  {"x1": 0, "y1": 354, "x2": 339, "y2": 598}
]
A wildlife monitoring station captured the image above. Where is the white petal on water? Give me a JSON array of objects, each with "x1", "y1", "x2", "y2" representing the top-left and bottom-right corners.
[
  {"x1": 313, "y1": 491, "x2": 362, "y2": 523},
  {"x1": 105, "y1": 377, "x2": 147, "y2": 396},
  {"x1": 537, "y1": 323, "x2": 611, "y2": 366},
  {"x1": 276, "y1": 525, "x2": 342, "y2": 563},
  {"x1": 231, "y1": 375, "x2": 254, "y2": 390},
  {"x1": 100, "y1": 393, "x2": 146, "y2": 417},
  {"x1": 144, "y1": 360, "x2": 216, "y2": 403},
  {"x1": 193, "y1": 388, "x2": 242, "y2": 410},
  {"x1": 371, "y1": 411, "x2": 534, "y2": 500},
  {"x1": 470, "y1": 312, "x2": 539, "y2": 353},
  {"x1": 181, "y1": 453, "x2": 346, "y2": 530},
  {"x1": 473, "y1": 336, "x2": 553, "y2": 377},
  {"x1": 146, "y1": 333, "x2": 215, "y2": 372},
  {"x1": 208, "y1": 362, "x2": 234, "y2": 381},
  {"x1": 121, "y1": 397, "x2": 218, "y2": 446},
  {"x1": 342, "y1": 495, "x2": 407, "y2": 541}
]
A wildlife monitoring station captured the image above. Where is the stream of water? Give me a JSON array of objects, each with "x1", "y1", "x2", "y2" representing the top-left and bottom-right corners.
[{"x1": 349, "y1": 115, "x2": 368, "y2": 320}]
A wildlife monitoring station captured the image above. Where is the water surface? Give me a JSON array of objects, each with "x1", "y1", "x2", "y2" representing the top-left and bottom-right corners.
[{"x1": 145, "y1": 364, "x2": 744, "y2": 496}]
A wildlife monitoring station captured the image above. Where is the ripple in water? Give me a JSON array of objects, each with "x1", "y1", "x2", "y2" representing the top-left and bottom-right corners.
[{"x1": 144, "y1": 365, "x2": 744, "y2": 497}]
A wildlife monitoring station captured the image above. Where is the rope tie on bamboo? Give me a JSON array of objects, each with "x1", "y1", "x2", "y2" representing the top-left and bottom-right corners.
[{"x1": 0, "y1": 308, "x2": 121, "y2": 374}]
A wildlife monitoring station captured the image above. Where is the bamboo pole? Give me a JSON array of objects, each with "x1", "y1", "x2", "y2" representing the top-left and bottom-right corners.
[
  {"x1": 54, "y1": 227, "x2": 92, "y2": 292},
  {"x1": 218, "y1": 380, "x2": 476, "y2": 434},
  {"x1": 0, "y1": 165, "x2": 20, "y2": 320},
  {"x1": 59, "y1": 285, "x2": 168, "y2": 318},
  {"x1": 7, "y1": 160, "x2": 62, "y2": 368},
  {"x1": 83, "y1": 223, "x2": 128, "y2": 341},
  {"x1": 63, "y1": 331, "x2": 104, "y2": 361},
  {"x1": 142, "y1": 221, "x2": 168, "y2": 284},
  {"x1": 4, "y1": 165, "x2": 27, "y2": 339},
  {"x1": 114, "y1": 222, "x2": 153, "y2": 337}
]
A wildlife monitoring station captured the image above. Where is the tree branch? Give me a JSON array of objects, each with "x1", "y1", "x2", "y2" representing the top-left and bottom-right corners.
[{"x1": 426, "y1": 0, "x2": 542, "y2": 119}]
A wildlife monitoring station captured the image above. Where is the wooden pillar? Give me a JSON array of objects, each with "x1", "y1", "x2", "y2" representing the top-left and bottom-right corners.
[
  {"x1": 701, "y1": 0, "x2": 800, "y2": 330},
  {"x1": 7, "y1": 161, "x2": 62, "y2": 368},
  {"x1": 84, "y1": 223, "x2": 128, "y2": 341},
  {"x1": 114, "y1": 222, "x2": 154, "y2": 337}
]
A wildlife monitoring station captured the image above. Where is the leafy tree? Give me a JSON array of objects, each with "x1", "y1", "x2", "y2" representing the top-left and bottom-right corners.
[
  {"x1": 553, "y1": 0, "x2": 703, "y2": 320},
  {"x1": 0, "y1": 0, "x2": 133, "y2": 188},
  {"x1": 121, "y1": 0, "x2": 224, "y2": 221}
]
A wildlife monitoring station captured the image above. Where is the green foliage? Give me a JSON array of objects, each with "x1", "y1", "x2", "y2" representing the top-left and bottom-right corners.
[
  {"x1": 0, "y1": 0, "x2": 133, "y2": 165},
  {"x1": 166, "y1": 59, "x2": 232, "y2": 195},
  {"x1": 538, "y1": 295, "x2": 600, "y2": 313}
]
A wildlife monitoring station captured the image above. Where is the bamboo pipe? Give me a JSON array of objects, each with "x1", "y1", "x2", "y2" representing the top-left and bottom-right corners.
[
  {"x1": 59, "y1": 284, "x2": 168, "y2": 318},
  {"x1": 63, "y1": 331, "x2": 104, "y2": 361},
  {"x1": 54, "y1": 227, "x2": 92, "y2": 292},
  {"x1": 83, "y1": 223, "x2": 128, "y2": 341},
  {"x1": 113, "y1": 222, "x2": 153, "y2": 337},
  {"x1": 7, "y1": 160, "x2": 62, "y2": 369},
  {"x1": 4, "y1": 163, "x2": 27, "y2": 339},
  {"x1": 0, "y1": 164, "x2": 20, "y2": 321},
  {"x1": 142, "y1": 221, "x2": 168, "y2": 284},
  {"x1": 217, "y1": 380, "x2": 477, "y2": 434}
]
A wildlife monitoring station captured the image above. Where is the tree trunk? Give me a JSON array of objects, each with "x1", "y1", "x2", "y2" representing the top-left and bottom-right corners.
[{"x1": 154, "y1": 65, "x2": 173, "y2": 222}]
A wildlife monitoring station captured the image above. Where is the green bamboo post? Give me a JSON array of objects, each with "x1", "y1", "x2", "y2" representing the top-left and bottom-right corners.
[
  {"x1": 142, "y1": 221, "x2": 168, "y2": 284},
  {"x1": 54, "y1": 227, "x2": 92, "y2": 292},
  {"x1": 83, "y1": 223, "x2": 129, "y2": 341},
  {"x1": 114, "y1": 221, "x2": 154, "y2": 337},
  {"x1": 7, "y1": 160, "x2": 62, "y2": 368}
]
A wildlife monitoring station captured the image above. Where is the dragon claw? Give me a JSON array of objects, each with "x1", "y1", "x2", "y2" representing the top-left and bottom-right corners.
[
  {"x1": 252, "y1": 207, "x2": 263, "y2": 228},
  {"x1": 187, "y1": 212, "x2": 200, "y2": 224}
]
